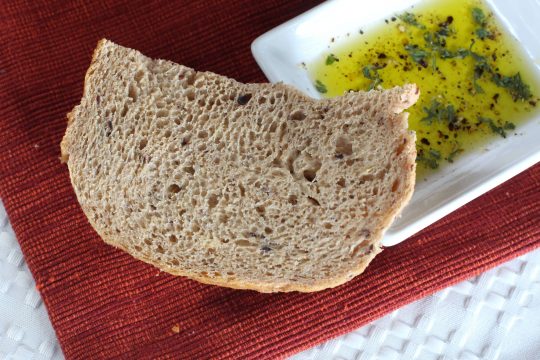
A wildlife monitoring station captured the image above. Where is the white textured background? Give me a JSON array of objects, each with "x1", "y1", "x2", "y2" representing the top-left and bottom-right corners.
[{"x1": 0, "y1": 199, "x2": 539, "y2": 360}]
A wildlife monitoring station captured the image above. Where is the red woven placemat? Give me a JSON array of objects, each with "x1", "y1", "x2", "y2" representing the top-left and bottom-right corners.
[{"x1": 1, "y1": 0, "x2": 539, "y2": 359}]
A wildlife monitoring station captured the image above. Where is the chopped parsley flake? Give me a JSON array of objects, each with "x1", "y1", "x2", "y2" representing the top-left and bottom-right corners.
[{"x1": 398, "y1": 12, "x2": 426, "y2": 29}]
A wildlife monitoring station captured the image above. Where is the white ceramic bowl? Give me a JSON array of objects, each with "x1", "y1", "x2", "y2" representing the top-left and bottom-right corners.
[{"x1": 251, "y1": 0, "x2": 540, "y2": 246}]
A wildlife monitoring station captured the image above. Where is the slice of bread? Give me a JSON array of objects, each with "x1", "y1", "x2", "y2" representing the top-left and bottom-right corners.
[{"x1": 61, "y1": 39, "x2": 418, "y2": 292}]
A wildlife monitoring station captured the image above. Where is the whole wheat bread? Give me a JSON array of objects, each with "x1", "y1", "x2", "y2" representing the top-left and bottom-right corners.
[{"x1": 61, "y1": 39, "x2": 418, "y2": 292}]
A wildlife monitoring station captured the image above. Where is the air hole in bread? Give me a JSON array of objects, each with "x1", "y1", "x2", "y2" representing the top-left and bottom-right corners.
[
  {"x1": 279, "y1": 123, "x2": 287, "y2": 142},
  {"x1": 271, "y1": 156, "x2": 282, "y2": 168},
  {"x1": 350, "y1": 241, "x2": 369, "y2": 258},
  {"x1": 258, "y1": 96, "x2": 266, "y2": 104},
  {"x1": 290, "y1": 109, "x2": 306, "y2": 121},
  {"x1": 337, "y1": 178, "x2": 346, "y2": 187},
  {"x1": 239, "y1": 184, "x2": 246, "y2": 197},
  {"x1": 303, "y1": 159, "x2": 321, "y2": 182},
  {"x1": 197, "y1": 130, "x2": 208, "y2": 139},
  {"x1": 286, "y1": 150, "x2": 299, "y2": 175},
  {"x1": 167, "y1": 184, "x2": 181, "y2": 193},
  {"x1": 185, "y1": 89, "x2": 196, "y2": 101},
  {"x1": 391, "y1": 179, "x2": 400, "y2": 192},
  {"x1": 303, "y1": 169, "x2": 317, "y2": 182},
  {"x1": 184, "y1": 72, "x2": 195, "y2": 85},
  {"x1": 335, "y1": 136, "x2": 353, "y2": 156},
  {"x1": 164, "y1": 129, "x2": 171, "y2": 138},
  {"x1": 144, "y1": 238, "x2": 152, "y2": 246},
  {"x1": 156, "y1": 109, "x2": 169, "y2": 118},
  {"x1": 235, "y1": 240, "x2": 253, "y2": 247},
  {"x1": 208, "y1": 194, "x2": 218, "y2": 209},
  {"x1": 171, "y1": 259, "x2": 180, "y2": 266},
  {"x1": 169, "y1": 235, "x2": 178, "y2": 244},
  {"x1": 255, "y1": 205, "x2": 265, "y2": 215},
  {"x1": 264, "y1": 227, "x2": 273, "y2": 234},
  {"x1": 120, "y1": 103, "x2": 128, "y2": 117},
  {"x1": 237, "y1": 93, "x2": 252, "y2": 105},
  {"x1": 128, "y1": 83, "x2": 137, "y2": 102},
  {"x1": 181, "y1": 136, "x2": 190, "y2": 146},
  {"x1": 288, "y1": 195, "x2": 298, "y2": 205},
  {"x1": 156, "y1": 245, "x2": 165, "y2": 254},
  {"x1": 156, "y1": 120, "x2": 168, "y2": 129},
  {"x1": 219, "y1": 213, "x2": 229, "y2": 224},
  {"x1": 396, "y1": 137, "x2": 407, "y2": 155},
  {"x1": 139, "y1": 139, "x2": 147, "y2": 150},
  {"x1": 134, "y1": 245, "x2": 142, "y2": 252},
  {"x1": 134, "y1": 70, "x2": 144, "y2": 82},
  {"x1": 323, "y1": 223, "x2": 333, "y2": 229},
  {"x1": 307, "y1": 197, "x2": 321, "y2": 206}
]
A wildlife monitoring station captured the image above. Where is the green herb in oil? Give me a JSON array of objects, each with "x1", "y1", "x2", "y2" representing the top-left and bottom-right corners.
[
  {"x1": 325, "y1": 54, "x2": 339, "y2": 65},
  {"x1": 417, "y1": 148, "x2": 441, "y2": 169},
  {"x1": 478, "y1": 116, "x2": 515, "y2": 138},
  {"x1": 314, "y1": 80, "x2": 327, "y2": 93},
  {"x1": 421, "y1": 99, "x2": 457, "y2": 126},
  {"x1": 491, "y1": 72, "x2": 532, "y2": 101},
  {"x1": 397, "y1": 12, "x2": 426, "y2": 29},
  {"x1": 362, "y1": 65, "x2": 383, "y2": 90},
  {"x1": 472, "y1": 7, "x2": 493, "y2": 40}
]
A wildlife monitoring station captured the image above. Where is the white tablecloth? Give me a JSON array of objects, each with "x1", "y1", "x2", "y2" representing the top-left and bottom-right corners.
[{"x1": 0, "y1": 199, "x2": 539, "y2": 360}]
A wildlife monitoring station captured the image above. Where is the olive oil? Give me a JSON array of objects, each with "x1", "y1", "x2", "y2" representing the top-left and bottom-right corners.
[{"x1": 310, "y1": 0, "x2": 540, "y2": 176}]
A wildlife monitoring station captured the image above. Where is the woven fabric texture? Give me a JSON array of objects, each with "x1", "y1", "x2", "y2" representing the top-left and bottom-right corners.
[{"x1": 0, "y1": 1, "x2": 539, "y2": 359}]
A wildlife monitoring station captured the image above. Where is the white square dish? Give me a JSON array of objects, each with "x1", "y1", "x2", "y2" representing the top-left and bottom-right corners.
[{"x1": 251, "y1": 0, "x2": 540, "y2": 246}]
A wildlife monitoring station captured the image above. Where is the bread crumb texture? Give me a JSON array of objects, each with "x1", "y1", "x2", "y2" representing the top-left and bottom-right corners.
[{"x1": 61, "y1": 39, "x2": 418, "y2": 292}]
